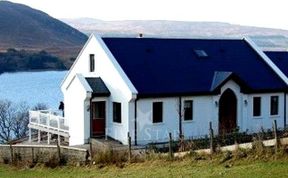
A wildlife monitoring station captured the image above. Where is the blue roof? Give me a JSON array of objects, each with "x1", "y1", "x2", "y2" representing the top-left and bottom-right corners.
[
  {"x1": 102, "y1": 38, "x2": 287, "y2": 97},
  {"x1": 265, "y1": 51, "x2": 288, "y2": 77}
]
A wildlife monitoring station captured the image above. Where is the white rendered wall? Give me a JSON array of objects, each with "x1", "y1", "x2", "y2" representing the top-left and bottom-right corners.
[
  {"x1": 61, "y1": 36, "x2": 99, "y2": 92},
  {"x1": 136, "y1": 97, "x2": 179, "y2": 145},
  {"x1": 65, "y1": 76, "x2": 91, "y2": 146},
  {"x1": 91, "y1": 36, "x2": 138, "y2": 144},
  {"x1": 62, "y1": 35, "x2": 137, "y2": 145},
  {"x1": 135, "y1": 80, "x2": 286, "y2": 145},
  {"x1": 181, "y1": 96, "x2": 215, "y2": 139},
  {"x1": 245, "y1": 93, "x2": 285, "y2": 132}
]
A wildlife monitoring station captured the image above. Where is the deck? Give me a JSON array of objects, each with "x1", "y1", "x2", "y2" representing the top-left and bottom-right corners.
[{"x1": 28, "y1": 110, "x2": 69, "y2": 139}]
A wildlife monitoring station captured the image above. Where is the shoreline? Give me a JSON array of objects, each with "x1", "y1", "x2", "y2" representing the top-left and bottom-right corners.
[{"x1": 0, "y1": 69, "x2": 68, "y2": 75}]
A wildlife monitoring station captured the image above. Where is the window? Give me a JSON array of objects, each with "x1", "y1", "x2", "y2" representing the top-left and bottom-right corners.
[
  {"x1": 113, "y1": 102, "x2": 121, "y2": 123},
  {"x1": 93, "y1": 101, "x2": 105, "y2": 119},
  {"x1": 253, "y1": 97, "x2": 261, "y2": 117},
  {"x1": 89, "y1": 54, "x2": 95, "y2": 72},
  {"x1": 270, "y1": 96, "x2": 279, "y2": 116},
  {"x1": 184, "y1": 100, "x2": 193, "y2": 120},
  {"x1": 153, "y1": 102, "x2": 163, "y2": 123},
  {"x1": 194, "y1": 49, "x2": 208, "y2": 58}
]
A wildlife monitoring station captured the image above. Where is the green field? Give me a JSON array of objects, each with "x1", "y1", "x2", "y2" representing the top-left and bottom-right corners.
[{"x1": 0, "y1": 155, "x2": 288, "y2": 178}]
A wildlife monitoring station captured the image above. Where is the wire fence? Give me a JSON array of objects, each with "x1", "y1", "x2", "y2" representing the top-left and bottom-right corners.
[{"x1": 145, "y1": 120, "x2": 288, "y2": 153}]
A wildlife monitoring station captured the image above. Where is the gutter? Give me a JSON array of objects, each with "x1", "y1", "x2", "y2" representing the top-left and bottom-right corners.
[
  {"x1": 134, "y1": 97, "x2": 139, "y2": 145},
  {"x1": 89, "y1": 97, "x2": 93, "y2": 139},
  {"x1": 179, "y1": 96, "x2": 182, "y2": 137},
  {"x1": 285, "y1": 92, "x2": 287, "y2": 128}
]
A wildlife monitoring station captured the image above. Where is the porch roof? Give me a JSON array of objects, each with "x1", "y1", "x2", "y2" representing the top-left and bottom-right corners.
[{"x1": 85, "y1": 77, "x2": 110, "y2": 97}]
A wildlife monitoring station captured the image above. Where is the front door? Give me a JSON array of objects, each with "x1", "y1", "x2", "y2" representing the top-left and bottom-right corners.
[
  {"x1": 91, "y1": 101, "x2": 106, "y2": 136},
  {"x1": 219, "y1": 89, "x2": 237, "y2": 134}
]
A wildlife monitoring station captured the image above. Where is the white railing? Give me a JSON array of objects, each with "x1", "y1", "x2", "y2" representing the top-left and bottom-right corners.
[{"x1": 29, "y1": 110, "x2": 69, "y2": 134}]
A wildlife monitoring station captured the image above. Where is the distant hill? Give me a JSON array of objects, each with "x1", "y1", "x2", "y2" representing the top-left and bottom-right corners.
[
  {"x1": 0, "y1": 1, "x2": 88, "y2": 69},
  {"x1": 62, "y1": 18, "x2": 288, "y2": 50}
]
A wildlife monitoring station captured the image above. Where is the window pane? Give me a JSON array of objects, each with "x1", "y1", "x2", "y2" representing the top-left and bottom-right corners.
[
  {"x1": 270, "y1": 96, "x2": 279, "y2": 115},
  {"x1": 184, "y1": 100, "x2": 193, "y2": 120},
  {"x1": 95, "y1": 102, "x2": 105, "y2": 119},
  {"x1": 113, "y1": 102, "x2": 121, "y2": 123},
  {"x1": 90, "y1": 54, "x2": 95, "y2": 72},
  {"x1": 253, "y1": 97, "x2": 261, "y2": 117},
  {"x1": 153, "y1": 102, "x2": 163, "y2": 123}
]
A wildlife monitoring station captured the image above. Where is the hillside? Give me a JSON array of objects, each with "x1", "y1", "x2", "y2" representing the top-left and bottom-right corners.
[
  {"x1": 0, "y1": 1, "x2": 88, "y2": 69},
  {"x1": 0, "y1": 49, "x2": 66, "y2": 73},
  {"x1": 62, "y1": 18, "x2": 288, "y2": 50}
]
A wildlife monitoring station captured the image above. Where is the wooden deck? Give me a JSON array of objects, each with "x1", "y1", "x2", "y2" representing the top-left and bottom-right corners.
[{"x1": 28, "y1": 110, "x2": 69, "y2": 144}]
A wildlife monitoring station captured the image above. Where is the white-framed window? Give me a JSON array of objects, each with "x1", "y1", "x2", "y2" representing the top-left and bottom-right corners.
[
  {"x1": 184, "y1": 100, "x2": 193, "y2": 121},
  {"x1": 253, "y1": 96, "x2": 261, "y2": 117},
  {"x1": 89, "y1": 54, "x2": 95, "y2": 72},
  {"x1": 113, "y1": 102, "x2": 121, "y2": 123},
  {"x1": 152, "y1": 102, "x2": 163, "y2": 123},
  {"x1": 270, "y1": 96, "x2": 279, "y2": 116}
]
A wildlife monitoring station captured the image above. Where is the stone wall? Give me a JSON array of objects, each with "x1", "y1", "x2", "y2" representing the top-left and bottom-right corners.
[{"x1": 0, "y1": 144, "x2": 88, "y2": 164}]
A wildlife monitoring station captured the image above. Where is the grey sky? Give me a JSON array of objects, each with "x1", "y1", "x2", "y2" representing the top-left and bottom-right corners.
[{"x1": 8, "y1": 0, "x2": 288, "y2": 30}]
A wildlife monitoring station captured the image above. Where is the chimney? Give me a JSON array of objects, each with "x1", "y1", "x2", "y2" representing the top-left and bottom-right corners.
[{"x1": 138, "y1": 33, "x2": 143, "y2": 38}]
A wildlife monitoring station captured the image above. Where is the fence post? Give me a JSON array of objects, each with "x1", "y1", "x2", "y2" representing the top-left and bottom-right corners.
[
  {"x1": 57, "y1": 138, "x2": 61, "y2": 163},
  {"x1": 273, "y1": 120, "x2": 278, "y2": 152},
  {"x1": 168, "y1": 132, "x2": 174, "y2": 159},
  {"x1": 89, "y1": 138, "x2": 93, "y2": 159},
  {"x1": 38, "y1": 130, "x2": 41, "y2": 143},
  {"x1": 9, "y1": 144, "x2": 14, "y2": 164},
  {"x1": 127, "y1": 132, "x2": 132, "y2": 162},
  {"x1": 31, "y1": 147, "x2": 34, "y2": 163},
  {"x1": 209, "y1": 122, "x2": 215, "y2": 154}
]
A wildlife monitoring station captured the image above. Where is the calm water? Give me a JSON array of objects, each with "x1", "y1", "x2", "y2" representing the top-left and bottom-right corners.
[{"x1": 0, "y1": 71, "x2": 67, "y2": 109}]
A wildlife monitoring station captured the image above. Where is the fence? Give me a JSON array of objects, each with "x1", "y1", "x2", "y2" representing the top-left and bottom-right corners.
[{"x1": 146, "y1": 120, "x2": 288, "y2": 158}]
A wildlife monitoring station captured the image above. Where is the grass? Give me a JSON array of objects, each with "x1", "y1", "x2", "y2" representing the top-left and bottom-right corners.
[{"x1": 1, "y1": 152, "x2": 288, "y2": 178}]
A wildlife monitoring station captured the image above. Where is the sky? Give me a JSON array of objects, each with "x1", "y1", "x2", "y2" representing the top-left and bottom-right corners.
[{"x1": 7, "y1": 0, "x2": 288, "y2": 30}]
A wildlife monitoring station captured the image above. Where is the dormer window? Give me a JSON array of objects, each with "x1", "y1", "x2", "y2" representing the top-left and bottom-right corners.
[
  {"x1": 194, "y1": 49, "x2": 208, "y2": 58},
  {"x1": 90, "y1": 54, "x2": 95, "y2": 72}
]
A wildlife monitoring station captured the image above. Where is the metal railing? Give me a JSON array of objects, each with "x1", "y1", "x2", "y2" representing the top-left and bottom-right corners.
[{"x1": 29, "y1": 110, "x2": 69, "y2": 134}]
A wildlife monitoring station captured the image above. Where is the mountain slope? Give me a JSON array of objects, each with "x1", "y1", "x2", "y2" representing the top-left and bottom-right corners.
[
  {"x1": 62, "y1": 18, "x2": 288, "y2": 50},
  {"x1": 0, "y1": 1, "x2": 88, "y2": 67}
]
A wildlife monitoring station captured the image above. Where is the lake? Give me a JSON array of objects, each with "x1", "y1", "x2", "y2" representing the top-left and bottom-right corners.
[{"x1": 0, "y1": 71, "x2": 67, "y2": 110}]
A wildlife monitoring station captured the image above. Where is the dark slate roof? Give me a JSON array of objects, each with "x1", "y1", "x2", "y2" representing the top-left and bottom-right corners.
[
  {"x1": 265, "y1": 51, "x2": 288, "y2": 77},
  {"x1": 85, "y1": 77, "x2": 110, "y2": 97},
  {"x1": 102, "y1": 38, "x2": 287, "y2": 97}
]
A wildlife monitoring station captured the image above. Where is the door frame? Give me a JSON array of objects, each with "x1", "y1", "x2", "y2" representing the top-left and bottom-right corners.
[{"x1": 90, "y1": 97, "x2": 108, "y2": 137}]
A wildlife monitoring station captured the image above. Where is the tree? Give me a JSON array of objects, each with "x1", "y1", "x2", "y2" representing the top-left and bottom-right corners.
[
  {"x1": 0, "y1": 100, "x2": 15, "y2": 142},
  {"x1": 0, "y1": 100, "x2": 30, "y2": 143},
  {"x1": 12, "y1": 102, "x2": 29, "y2": 140}
]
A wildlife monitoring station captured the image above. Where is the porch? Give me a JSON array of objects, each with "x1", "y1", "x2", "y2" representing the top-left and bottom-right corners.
[{"x1": 28, "y1": 110, "x2": 69, "y2": 145}]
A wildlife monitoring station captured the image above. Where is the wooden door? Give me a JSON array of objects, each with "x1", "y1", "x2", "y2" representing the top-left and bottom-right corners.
[
  {"x1": 91, "y1": 101, "x2": 106, "y2": 136},
  {"x1": 219, "y1": 89, "x2": 237, "y2": 134}
]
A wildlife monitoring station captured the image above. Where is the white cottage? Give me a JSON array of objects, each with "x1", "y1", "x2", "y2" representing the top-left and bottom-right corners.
[{"x1": 60, "y1": 35, "x2": 288, "y2": 146}]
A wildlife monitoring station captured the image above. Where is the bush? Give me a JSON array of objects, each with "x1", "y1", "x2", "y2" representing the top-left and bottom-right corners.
[
  {"x1": 45, "y1": 154, "x2": 59, "y2": 168},
  {"x1": 92, "y1": 148, "x2": 128, "y2": 167},
  {"x1": 2, "y1": 157, "x2": 9, "y2": 164}
]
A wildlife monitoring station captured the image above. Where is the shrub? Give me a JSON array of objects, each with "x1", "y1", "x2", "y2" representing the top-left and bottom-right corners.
[
  {"x1": 45, "y1": 154, "x2": 59, "y2": 168},
  {"x1": 2, "y1": 157, "x2": 9, "y2": 164},
  {"x1": 92, "y1": 148, "x2": 128, "y2": 166}
]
